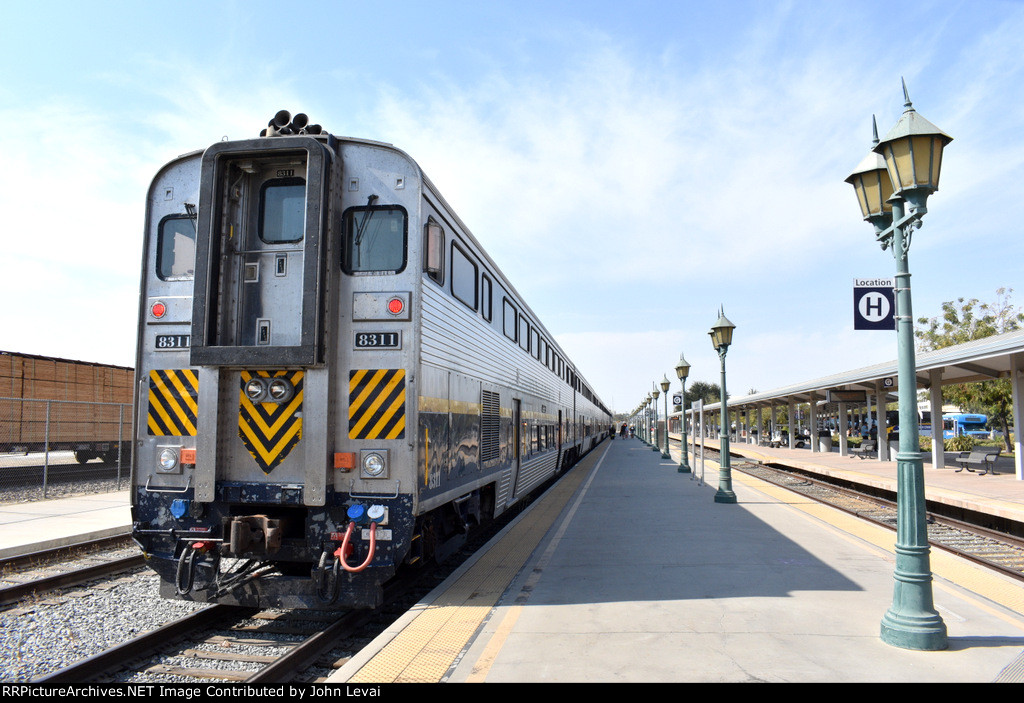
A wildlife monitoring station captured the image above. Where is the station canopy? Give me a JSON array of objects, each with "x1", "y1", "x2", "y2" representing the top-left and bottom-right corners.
[{"x1": 704, "y1": 328, "x2": 1024, "y2": 411}]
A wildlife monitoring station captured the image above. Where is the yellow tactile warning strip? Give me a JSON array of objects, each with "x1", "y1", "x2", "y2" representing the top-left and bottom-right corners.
[
  {"x1": 345, "y1": 445, "x2": 605, "y2": 683},
  {"x1": 729, "y1": 464, "x2": 1024, "y2": 619}
]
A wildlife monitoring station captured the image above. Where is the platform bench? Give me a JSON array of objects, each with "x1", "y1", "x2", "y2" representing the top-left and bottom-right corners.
[
  {"x1": 849, "y1": 440, "x2": 876, "y2": 459},
  {"x1": 955, "y1": 448, "x2": 1002, "y2": 475}
]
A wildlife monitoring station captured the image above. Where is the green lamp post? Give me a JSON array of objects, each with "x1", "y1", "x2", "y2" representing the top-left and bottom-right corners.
[
  {"x1": 845, "y1": 81, "x2": 951, "y2": 651},
  {"x1": 651, "y1": 384, "x2": 661, "y2": 452},
  {"x1": 660, "y1": 375, "x2": 671, "y2": 459},
  {"x1": 676, "y1": 354, "x2": 691, "y2": 473},
  {"x1": 710, "y1": 308, "x2": 737, "y2": 503},
  {"x1": 644, "y1": 394, "x2": 651, "y2": 445}
]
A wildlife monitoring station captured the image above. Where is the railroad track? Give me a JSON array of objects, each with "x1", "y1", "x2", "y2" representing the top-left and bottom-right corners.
[
  {"x1": 695, "y1": 446, "x2": 1024, "y2": 582},
  {"x1": 0, "y1": 534, "x2": 141, "y2": 607},
  {"x1": 34, "y1": 566, "x2": 430, "y2": 684},
  {"x1": 26, "y1": 497, "x2": 523, "y2": 683},
  {"x1": 37, "y1": 603, "x2": 378, "y2": 683},
  {"x1": 20, "y1": 462, "x2": 555, "y2": 683},
  {"x1": 0, "y1": 461, "x2": 126, "y2": 487}
]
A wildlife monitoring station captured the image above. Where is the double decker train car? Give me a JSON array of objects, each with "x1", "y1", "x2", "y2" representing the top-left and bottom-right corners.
[{"x1": 132, "y1": 111, "x2": 611, "y2": 609}]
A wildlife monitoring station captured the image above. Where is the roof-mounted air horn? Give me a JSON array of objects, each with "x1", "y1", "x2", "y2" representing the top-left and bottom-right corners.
[{"x1": 261, "y1": 110, "x2": 323, "y2": 137}]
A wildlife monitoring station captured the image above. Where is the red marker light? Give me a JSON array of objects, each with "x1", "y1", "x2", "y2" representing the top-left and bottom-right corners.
[
  {"x1": 151, "y1": 301, "x2": 166, "y2": 318},
  {"x1": 387, "y1": 297, "x2": 404, "y2": 315}
]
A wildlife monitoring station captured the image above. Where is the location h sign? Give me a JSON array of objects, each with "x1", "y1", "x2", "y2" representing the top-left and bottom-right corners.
[{"x1": 854, "y1": 278, "x2": 895, "y2": 330}]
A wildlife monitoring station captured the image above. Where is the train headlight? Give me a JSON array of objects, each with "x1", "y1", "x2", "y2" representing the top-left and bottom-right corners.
[
  {"x1": 244, "y1": 377, "x2": 269, "y2": 403},
  {"x1": 268, "y1": 378, "x2": 294, "y2": 402},
  {"x1": 159, "y1": 448, "x2": 179, "y2": 471},
  {"x1": 361, "y1": 451, "x2": 387, "y2": 478}
]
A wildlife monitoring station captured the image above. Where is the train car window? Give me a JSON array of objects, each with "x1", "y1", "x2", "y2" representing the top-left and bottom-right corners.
[
  {"x1": 450, "y1": 242, "x2": 478, "y2": 310},
  {"x1": 423, "y1": 218, "x2": 444, "y2": 284},
  {"x1": 503, "y1": 298, "x2": 517, "y2": 342},
  {"x1": 481, "y1": 275, "x2": 493, "y2": 322},
  {"x1": 343, "y1": 205, "x2": 408, "y2": 274},
  {"x1": 531, "y1": 329, "x2": 540, "y2": 360},
  {"x1": 156, "y1": 214, "x2": 197, "y2": 280},
  {"x1": 519, "y1": 316, "x2": 530, "y2": 352},
  {"x1": 259, "y1": 178, "x2": 306, "y2": 243}
]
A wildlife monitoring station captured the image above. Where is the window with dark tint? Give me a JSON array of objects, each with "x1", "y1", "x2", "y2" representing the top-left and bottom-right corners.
[
  {"x1": 424, "y1": 218, "x2": 444, "y2": 284},
  {"x1": 260, "y1": 178, "x2": 306, "y2": 243},
  {"x1": 344, "y1": 206, "x2": 407, "y2": 273},
  {"x1": 451, "y1": 243, "x2": 478, "y2": 310},
  {"x1": 503, "y1": 299, "x2": 517, "y2": 342},
  {"x1": 157, "y1": 214, "x2": 196, "y2": 280},
  {"x1": 519, "y1": 316, "x2": 530, "y2": 352},
  {"x1": 481, "y1": 275, "x2": 493, "y2": 321}
]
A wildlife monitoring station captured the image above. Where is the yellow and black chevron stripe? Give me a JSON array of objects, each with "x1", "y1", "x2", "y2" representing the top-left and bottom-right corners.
[
  {"x1": 349, "y1": 369, "x2": 406, "y2": 440},
  {"x1": 148, "y1": 369, "x2": 198, "y2": 436},
  {"x1": 238, "y1": 370, "x2": 303, "y2": 474}
]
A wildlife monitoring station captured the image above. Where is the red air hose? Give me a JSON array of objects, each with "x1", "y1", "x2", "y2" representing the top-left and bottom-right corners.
[{"x1": 335, "y1": 521, "x2": 377, "y2": 573}]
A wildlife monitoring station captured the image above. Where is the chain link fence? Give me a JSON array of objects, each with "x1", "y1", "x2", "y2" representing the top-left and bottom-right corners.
[{"x1": 0, "y1": 397, "x2": 133, "y2": 501}]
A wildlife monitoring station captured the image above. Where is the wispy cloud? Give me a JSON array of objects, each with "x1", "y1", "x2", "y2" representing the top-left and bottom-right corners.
[{"x1": 2, "y1": 0, "x2": 1023, "y2": 411}]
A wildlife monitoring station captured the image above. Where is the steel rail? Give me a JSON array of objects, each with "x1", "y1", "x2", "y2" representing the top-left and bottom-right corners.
[
  {"x1": 0, "y1": 533, "x2": 132, "y2": 571},
  {"x1": 35, "y1": 604, "x2": 243, "y2": 683},
  {"x1": 1, "y1": 554, "x2": 145, "y2": 606}
]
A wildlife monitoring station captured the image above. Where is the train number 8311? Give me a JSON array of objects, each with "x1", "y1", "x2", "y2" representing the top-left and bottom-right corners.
[{"x1": 355, "y1": 332, "x2": 400, "y2": 349}]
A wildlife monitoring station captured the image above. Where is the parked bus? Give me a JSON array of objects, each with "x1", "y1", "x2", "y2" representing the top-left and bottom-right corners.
[
  {"x1": 940, "y1": 413, "x2": 989, "y2": 439},
  {"x1": 918, "y1": 412, "x2": 989, "y2": 439}
]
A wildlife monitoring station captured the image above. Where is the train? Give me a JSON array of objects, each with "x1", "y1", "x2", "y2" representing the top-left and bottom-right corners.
[
  {"x1": 131, "y1": 111, "x2": 612, "y2": 609},
  {"x1": 0, "y1": 351, "x2": 133, "y2": 463}
]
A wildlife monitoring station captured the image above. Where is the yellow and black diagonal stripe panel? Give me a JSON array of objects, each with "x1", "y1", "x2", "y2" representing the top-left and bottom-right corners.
[
  {"x1": 349, "y1": 369, "x2": 406, "y2": 440},
  {"x1": 148, "y1": 369, "x2": 198, "y2": 436},
  {"x1": 238, "y1": 370, "x2": 304, "y2": 474}
]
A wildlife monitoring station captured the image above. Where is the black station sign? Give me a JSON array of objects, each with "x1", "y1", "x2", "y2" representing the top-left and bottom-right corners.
[{"x1": 853, "y1": 278, "x2": 895, "y2": 330}]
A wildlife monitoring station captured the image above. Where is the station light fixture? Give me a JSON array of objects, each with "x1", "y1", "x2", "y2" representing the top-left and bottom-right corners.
[
  {"x1": 845, "y1": 80, "x2": 950, "y2": 652},
  {"x1": 710, "y1": 306, "x2": 737, "y2": 504},
  {"x1": 709, "y1": 308, "x2": 736, "y2": 352},
  {"x1": 675, "y1": 353, "x2": 691, "y2": 474},
  {"x1": 660, "y1": 375, "x2": 671, "y2": 459}
]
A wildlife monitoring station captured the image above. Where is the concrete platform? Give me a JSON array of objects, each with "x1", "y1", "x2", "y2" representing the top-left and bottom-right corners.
[
  {"x1": 332, "y1": 436, "x2": 1024, "y2": 683},
  {"x1": 0, "y1": 490, "x2": 131, "y2": 559}
]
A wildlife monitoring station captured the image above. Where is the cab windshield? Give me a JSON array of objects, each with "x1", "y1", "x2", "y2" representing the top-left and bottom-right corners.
[{"x1": 343, "y1": 206, "x2": 407, "y2": 273}]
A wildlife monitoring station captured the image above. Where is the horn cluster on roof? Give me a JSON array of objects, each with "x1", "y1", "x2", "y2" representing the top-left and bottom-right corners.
[{"x1": 261, "y1": 110, "x2": 323, "y2": 137}]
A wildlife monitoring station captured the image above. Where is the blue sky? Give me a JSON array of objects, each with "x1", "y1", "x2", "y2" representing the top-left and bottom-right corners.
[{"x1": 2, "y1": 0, "x2": 1023, "y2": 414}]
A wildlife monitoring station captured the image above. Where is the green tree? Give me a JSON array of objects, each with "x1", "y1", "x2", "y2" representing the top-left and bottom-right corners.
[
  {"x1": 915, "y1": 288, "x2": 1024, "y2": 450},
  {"x1": 685, "y1": 380, "x2": 722, "y2": 409}
]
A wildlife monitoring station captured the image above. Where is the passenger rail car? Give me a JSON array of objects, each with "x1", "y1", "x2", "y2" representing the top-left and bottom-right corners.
[{"x1": 132, "y1": 111, "x2": 611, "y2": 609}]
